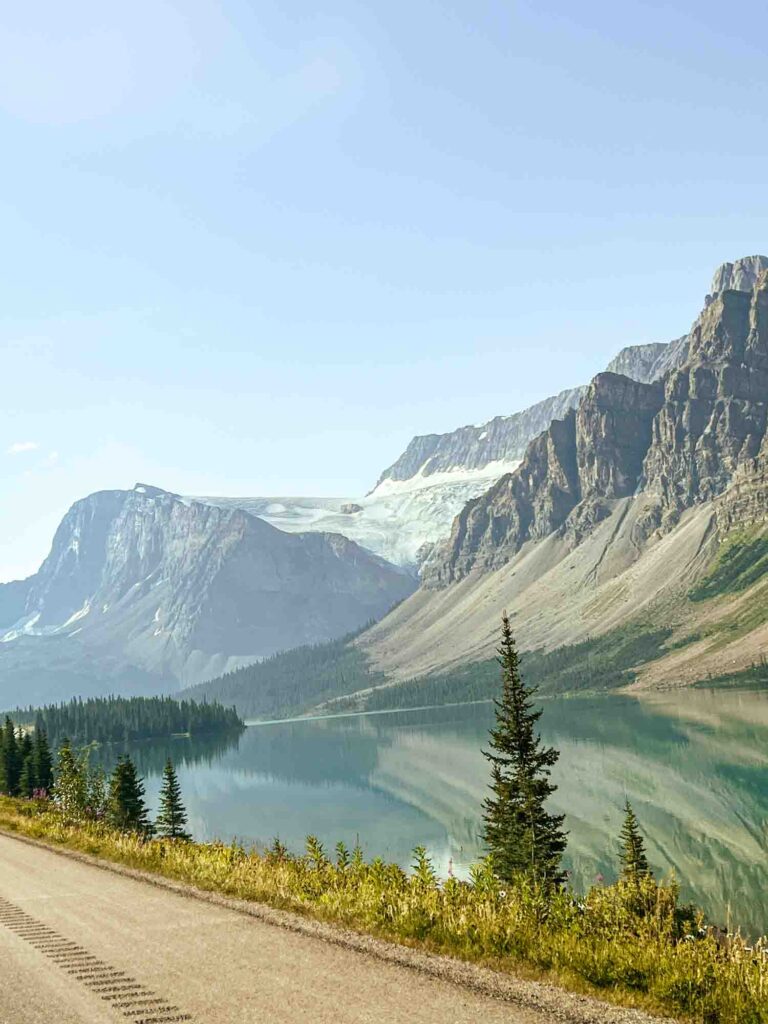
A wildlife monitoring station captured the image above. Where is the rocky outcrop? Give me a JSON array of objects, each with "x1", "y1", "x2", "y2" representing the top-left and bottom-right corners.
[
  {"x1": 423, "y1": 374, "x2": 664, "y2": 585},
  {"x1": 576, "y1": 374, "x2": 664, "y2": 498},
  {"x1": 0, "y1": 486, "x2": 416, "y2": 702},
  {"x1": 708, "y1": 255, "x2": 768, "y2": 300},
  {"x1": 375, "y1": 342, "x2": 689, "y2": 492},
  {"x1": 375, "y1": 386, "x2": 585, "y2": 486},
  {"x1": 715, "y1": 429, "x2": 768, "y2": 533},
  {"x1": 424, "y1": 259, "x2": 768, "y2": 586},
  {"x1": 378, "y1": 261, "x2": 765, "y2": 495},
  {"x1": 640, "y1": 269, "x2": 768, "y2": 533},
  {"x1": 605, "y1": 337, "x2": 689, "y2": 383}
]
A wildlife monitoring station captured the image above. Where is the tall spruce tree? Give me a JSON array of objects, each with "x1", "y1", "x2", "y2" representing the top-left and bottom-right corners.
[
  {"x1": 107, "y1": 756, "x2": 152, "y2": 835},
  {"x1": 619, "y1": 799, "x2": 651, "y2": 881},
  {"x1": 1, "y1": 717, "x2": 21, "y2": 796},
  {"x1": 33, "y1": 721, "x2": 54, "y2": 794},
  {"x1": 18, "y1": 733, "x2": 35, "y2": 798},
  {"x1": 481, "y1": 613, "x2": 568, "y2": 885},
  {"x1": 155, "y1": 760, "x2": 191, "y2": 840}
]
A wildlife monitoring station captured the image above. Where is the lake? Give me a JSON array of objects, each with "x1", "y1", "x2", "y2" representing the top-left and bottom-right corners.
[{"x1": 125, "y1": 689, "x2": 768, "y2": 937}]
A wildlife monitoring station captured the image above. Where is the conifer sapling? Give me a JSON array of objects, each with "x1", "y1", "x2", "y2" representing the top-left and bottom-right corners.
[{"x1": 155, "y1": 759, "x2": 191, "y2": 840}]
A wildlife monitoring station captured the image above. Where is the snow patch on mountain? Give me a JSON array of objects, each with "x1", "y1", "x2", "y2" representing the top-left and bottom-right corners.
[{"x1": 197, "y1": 458, "x2": 520, "y2": 571}]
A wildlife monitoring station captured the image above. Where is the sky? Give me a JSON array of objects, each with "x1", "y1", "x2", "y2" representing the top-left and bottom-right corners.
[{"x1": 2, "y1": 0, "x2": 768, "y2": 582}]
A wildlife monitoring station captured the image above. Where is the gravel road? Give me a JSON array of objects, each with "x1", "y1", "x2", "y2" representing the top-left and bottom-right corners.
[{"x1": 0, "y1": 831, "x2": 674, "y2": 1024}]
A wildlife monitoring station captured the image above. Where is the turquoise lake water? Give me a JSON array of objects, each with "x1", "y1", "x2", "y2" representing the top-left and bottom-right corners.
[{"x1": 125, "y1": 689, "x2": 768, "y2": 936}]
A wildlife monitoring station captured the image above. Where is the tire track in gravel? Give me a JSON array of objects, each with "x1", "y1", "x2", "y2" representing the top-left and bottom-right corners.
[{"x1": 0, "y1": 895, "x2": 193, "y2": 1024}]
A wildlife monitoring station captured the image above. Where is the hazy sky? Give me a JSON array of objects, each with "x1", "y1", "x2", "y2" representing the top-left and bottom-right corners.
[{"x1": 2, "y1": 0, "x2": 768, "y2": 581}]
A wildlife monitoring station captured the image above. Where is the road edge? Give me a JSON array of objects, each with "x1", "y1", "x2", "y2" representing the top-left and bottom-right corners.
[{"x1": 0, "y1": 827, "x2": 674, "y2": 1024}]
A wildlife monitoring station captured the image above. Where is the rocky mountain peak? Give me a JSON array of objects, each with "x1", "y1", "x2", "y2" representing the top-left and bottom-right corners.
[
  {"x1": 0, "y1": 486, "x2": 416, "y2": 704},
  {"x1": 708, "y1": 254, "x2": 768, "y2": 301},
  {"x1": 424, "y1": 257, "x2": 768, "y2": 587},
  {"x1": 132, "y1": 483, "x2": 177, "y2": 498}
]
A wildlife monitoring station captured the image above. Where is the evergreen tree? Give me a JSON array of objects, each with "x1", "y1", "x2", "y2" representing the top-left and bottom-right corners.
[
  {"x1": 18, "y1": 752, "x2": 35, "y2": 798},
  {"x1": 33, "y1": 721, "x2": 54, "y2": 794},
  {"x1": 481, "y1": 613, "x2": 568, "y2": 885},
  {"x1": 18, "y1": 733, "x2": 33, "y2": 787},
  {"x1": 155, "y1": 760, "x2": 191, "y2": 840},
  {"x1": 1, "y1": 717, "x2": 21, "y2": 796},
  {"x1": 107, "y1": 756, "x2": 152, "y2": 835},
  {"x1": 619, "y1": 799, "x2": 651, "y2": 881},
  {"x1": 53, "y1": 739, "x2": 89, "y2": 820}
]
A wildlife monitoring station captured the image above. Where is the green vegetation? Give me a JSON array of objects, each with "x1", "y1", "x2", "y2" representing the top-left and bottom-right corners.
[
  {"x1": 155, "y1": 759, "x2": 191, "y2": 840},
  {"x1": 1, "y1": 801, "x2": 765, "y2": 1022},
  {"x1": 695, "y1": 658, "x2": 768, "y2": 690},
  {"x1": 689, "y1": 528, "x2": 768, "y2": 602},
  {"x1": 107, "y1": 755, "x2": 153, "y2": 835},
  {"x1": 11, "y1": 695, "x2": 243, "y2": 746},
  {"x1": 183, "y1": 629, "x2": 386, "y2": 719},
  {"x1": 482, "y1": 613, "x2": 567, "y2": 885},
  {"x1": 365, "y1": 623, "x2": 674, "y2": 712},
  {"x1": 0, "y1": 627, "x2": 767, "y2": 1023},
  {"x1": 619, "y1": 800, "x2": 651, "y2": 882},
  {"x1": 0, "y1": 715, "x2": 54, "y2": 797}
]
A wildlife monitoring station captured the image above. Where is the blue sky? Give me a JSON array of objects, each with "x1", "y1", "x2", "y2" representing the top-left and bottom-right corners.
[{"x1": 2, "y1": 0, "x2": 768, "y2": 581}]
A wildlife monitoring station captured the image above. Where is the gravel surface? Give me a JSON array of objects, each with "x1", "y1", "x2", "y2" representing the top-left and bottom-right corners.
[{"x1": 0, "y1": 829, "x2": 676, "y2": 1024}]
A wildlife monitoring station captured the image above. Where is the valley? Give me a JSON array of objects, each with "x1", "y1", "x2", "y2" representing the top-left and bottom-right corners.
[{"x1": 2, "y1": 255, "x2": 767, "y2": 719}]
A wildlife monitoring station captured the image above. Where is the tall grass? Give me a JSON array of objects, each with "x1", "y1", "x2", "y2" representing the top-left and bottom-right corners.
[{"x1": 1, "y1": 797, "x2": 766, "y2": 1022}]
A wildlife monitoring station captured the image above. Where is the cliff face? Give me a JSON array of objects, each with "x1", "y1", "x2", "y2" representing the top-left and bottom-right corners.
[
  {"x1": 377, "y1": 259, "x2": 768, "y2": 495},
  {"x1": 375, "y1": 341, "x2": 685, "y2": 493},
  {"x1": 423, "y1": 374, "x2": 663, "y2": 585},
  {"x1": 641, "y1": 269, "x2": 768, "y2": 533},
  {"x1": 0, "y1": 486, "x2": 415, "y2": 701},
  {"x1": 424, "y1": 261, "x2": 768, "y2": 587},
  {"x1": 375, "y1": 386, "x2": 585, "y2": 486}
]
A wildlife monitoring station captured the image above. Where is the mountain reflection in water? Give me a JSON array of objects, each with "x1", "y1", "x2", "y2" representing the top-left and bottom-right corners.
[{"x1": 122, "y1": 689, "x2": 768, "y2": 936}]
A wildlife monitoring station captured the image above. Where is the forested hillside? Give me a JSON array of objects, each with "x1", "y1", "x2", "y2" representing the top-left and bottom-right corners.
[{"x1": 182, "y1": 631, "x2": 386, "y2": 719}]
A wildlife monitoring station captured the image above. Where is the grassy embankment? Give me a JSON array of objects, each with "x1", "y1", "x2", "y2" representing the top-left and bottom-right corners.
[{"x1": 1, "y1": 796, "x2": 766, "y2": 1023}]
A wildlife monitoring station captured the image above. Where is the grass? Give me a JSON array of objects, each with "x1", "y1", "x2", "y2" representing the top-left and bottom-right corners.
[
  {"x1": 363, "y1": 624, "x2": 674, "y2": 712},
  {"x1": 1, "y1": 797, "x2": 767, "y2": 1022},
  {"x1": 689, "y1": 529, "x2": 768, "y2": 602},
  {"x1": 695, "y1": 659, "x2": 768, "y2": 691}
]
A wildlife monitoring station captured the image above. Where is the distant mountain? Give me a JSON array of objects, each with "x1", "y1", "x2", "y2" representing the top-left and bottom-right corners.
[
  {"x1": 357, "y1": 255, "x2": 768, "y2": 691},
  {"x1": 192, "y1": 256, "x2": 768, "y2": 718},
  {"x1": 0, "y1": 485, "x2": 415, "y2": 706},
  {"x1": 373, "y1": 343, "x2": 688, "y2": 493},
  {"x1": 198, "y1": 336, "x2": 689, "y2": 575}
]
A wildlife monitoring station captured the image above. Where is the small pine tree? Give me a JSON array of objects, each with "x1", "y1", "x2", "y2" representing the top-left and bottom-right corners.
[
  {"x1": 155, "y1": 760, "x2": 191, "y2": 840},
  {"x1": 33, "y1": 720, "x2": 54, "y2": 794},
  {"x1": 481, "y1": 612, "x2": 568, "y2": 885},
  {"x1": 619, "y1": 799, "x2": 651, "y2": 881},
  {"x1": 107, "y1": 756, "x2": 152, "y2": 835}
]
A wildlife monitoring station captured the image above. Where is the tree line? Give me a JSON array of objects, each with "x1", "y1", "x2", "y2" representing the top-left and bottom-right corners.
[
  {"x1": 182, "y1": 626, "x2": 384, "y2": 719},
  {"x1": 11, "y1": 695, "x2": 243, "y2": 746},
  {"x1": 0, "y1": 715, "x2": 191, "y2": 840}
]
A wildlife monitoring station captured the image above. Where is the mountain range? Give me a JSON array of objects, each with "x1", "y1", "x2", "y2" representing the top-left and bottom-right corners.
[
  {"x1": 0, "y1": 485, "x2": 414, "y2": 705},
  {"x1": 1, "y1": 254, "x2": 766, "y2": 712}
]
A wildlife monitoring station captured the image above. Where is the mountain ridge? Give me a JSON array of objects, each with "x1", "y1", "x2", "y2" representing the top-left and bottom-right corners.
[{"x1": 0, "y1": 485, "x2": 415, "y2": 706}]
